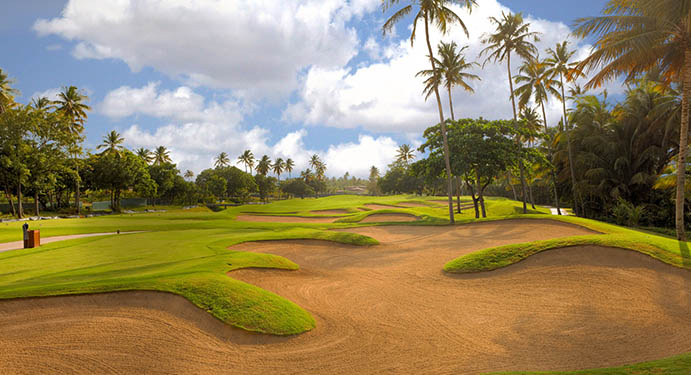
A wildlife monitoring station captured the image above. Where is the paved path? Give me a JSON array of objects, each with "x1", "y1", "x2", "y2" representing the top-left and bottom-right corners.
[{"x1": 0, "y1": 232, "x2": 142, "y2": 253}]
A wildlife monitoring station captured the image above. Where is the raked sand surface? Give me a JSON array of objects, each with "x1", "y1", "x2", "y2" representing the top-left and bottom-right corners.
[{"x1": 0, "y1": 220, "x2": 689, "y2": 374}]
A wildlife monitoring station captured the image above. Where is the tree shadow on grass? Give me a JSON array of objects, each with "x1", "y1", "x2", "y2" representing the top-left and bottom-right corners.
[{"x1": 680, "y1": 240, "x2": 691, "y2": 268}]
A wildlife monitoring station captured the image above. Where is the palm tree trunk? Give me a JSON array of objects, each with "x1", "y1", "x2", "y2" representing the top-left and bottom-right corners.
[
  {"x1": 540, "y1": 102, "x2": 561, "y2": 215},
  {"x1": 16, "y1": 176, "x2": 23, "y2": 219},
  {"x1": 506, "y1": 171, "x2": 517, "y2": 200},
  {"x1": 447, "y1": 86, "x2": 455, "y2": 121},
  {"x1": 560, "y1": 73, "x2": 579, "y2": 216},
  {"x1": 506, "y1": 53, "x2": 528, "y2": 213},
  {"x1": 4, "y1": 182, "x2": 16, "y2": 216},
  {"x1": 675, "y1": 49, "x2": 691, "y2": 241},
  {"x1": 424, "y1": 14, "x2": 454, "y2": 224}
]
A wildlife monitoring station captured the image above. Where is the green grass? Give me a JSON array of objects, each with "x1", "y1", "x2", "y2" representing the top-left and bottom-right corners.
[
  {"x1": 443, "y1": 214, "x2": 691, "y2": 273},
  {"x1": 1, "y1": 191, "x2": 690, "y2": 375},
  {"x1": 488, "y1": 352, "x2": 691, "y2": 374}
]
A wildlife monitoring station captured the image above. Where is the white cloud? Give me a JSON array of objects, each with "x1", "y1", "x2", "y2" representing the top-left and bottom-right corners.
[
  {"x1": 34, "y1": 0, "x2": 378, "y2": 98},
  {"x1": 30, "y1": 88, "x2": 61, "y2": 102},
  {"x1": 106, "y1": 83, "x2": 397, "y2": 177},
  {"x1": 284, "y1": 0, "x2": 624, "y2": 133}
]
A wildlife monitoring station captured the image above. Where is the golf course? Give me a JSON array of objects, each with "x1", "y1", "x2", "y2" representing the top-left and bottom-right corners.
[{"x1": 0, "y1": 195, "x2": 689, "y2": 374}]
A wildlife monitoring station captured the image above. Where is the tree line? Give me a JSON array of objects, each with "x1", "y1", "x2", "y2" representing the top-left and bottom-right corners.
[{"x1": 378, "y1": 0, "x2": 689, "y2": 238}]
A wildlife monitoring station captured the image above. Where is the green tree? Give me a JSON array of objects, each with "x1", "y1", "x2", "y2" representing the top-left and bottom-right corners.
[
  {"x1": 272, "y1": 158, "x2": 285, "y2": 181},
  {"x1": 416, "y1": 41, "x2": 480, "y2": 121},
  {"x1": 382, "y1": 0, "x2": 478, "y2": 224},
  {"x1": 544, "y1": 41, "x2": 584, "y2": 216},
  {"x1": 480, "y1": 11, "x2": 539, "y2": 214},
  {"x1": 256, "y1": 155, "x2": 271, "y2": 176},
  {"x1": 238, "y1": 150, "x2": 255, "y2": 173},
  {"x1": 184, "y1": 169, "x2": 194, "y2": 181},
  {"x1": 153, "y1": 146, "x2": 172, "y2": 165},
  {"x1": 368, "y1": 165, "x2": 380, "y2": 195},
  {"x1": 87, "y1": 150, "x2": 155, "y2": 211},
  {"x1": 214, "y1": 152, "x2": 230, "y2": 168},
  {"x1": 514, "y1": 58, "x2": 563, "y2": 213},
  {"x1": 136, "y1": 148, "x2": 153, "y2": 164},
  {"x1": 54, "y1": 85, "x2": 90, "y2": 215},
  {"x1": 255, "y1": 174, "x2": 277, "y2": 202},
  {"x1": 574, "y1": 0, "x2": 691, "y2": 240},
  {"x1": 281, "y1": 179, "x2": 314, "y2": 199},
  {"x1": 396, "y1": 144, "x2": 416, "y2": 164},
  {"x1": 0, "y1": 69, "x2": 19, "y2": 114},
  {"x1": 148, "y1": 162, "x2": 178, "y2": 206},
  {"x1": 285, "y1": 158, "x2": 295, "y2": 178},
  {"x1": 97, "y1": 130, "x2": 125, "y2": 156}
]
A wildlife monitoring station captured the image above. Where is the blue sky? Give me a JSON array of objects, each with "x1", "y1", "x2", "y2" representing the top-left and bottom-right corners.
[{"x1": 3, "y1": 0, "x2": 610, "y2": 177}]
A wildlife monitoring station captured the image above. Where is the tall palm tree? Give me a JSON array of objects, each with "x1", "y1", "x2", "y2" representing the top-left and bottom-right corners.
[
  {"x1": 54, "y1": 85, "x2": 90, "y2": 215},
  {"x1": 0, "y1": 69, "x2": 19, "y2": 114},
  {"x1": 315, "y1": 161, "x2": 327, "y2": 180},
  {"x1": 545, "y1": 41, "x2": 585, "y2": 216},
  {"x1": 256, "y1": 155, "x2": 271, "y2": 176},
  {"x1": 97, "y1": 130, "x2": 125, "y2": 156},
  {"x1": 285, "y1": 158, "x2": 295, "y2": 178},
  {"x1": 382, "y1": 0, "x2": 477, "y2": 224},
  {"x1": 513, "y1": 57, "x2": 563, "y2": 214},
  {"x1": 396, "y1": 144, "x2": 416, "y2": 164},
  {"x1": 214, "y1": 152, "x2": 230, "y2": 168},
  {"x1": 480, "y1": 11, "x2": 540, "y2": 214},
  {"x1": 416, "y1": 41, "x2": 481, "y2": 121},
  {"x1": 31, "y1": 96, "x2": 53, "y2": 111},
  {"x1": 184, "y1": 170, "x2": 194, "y2": 181},
  {"x1": 136, "y1": 148, "x2": 153, "y2": 164},
  {"x1": 272, "y1": 158, "x2": 285, "y2": 181},
  {"x1": 574, "y1": 0, "x2": 691, "y2": 240},
  {"x1": 238, "y1": 150, "x2": 255, "y2": 174},
  {"x1": 309, "y1": 154, "x2": 322, "y2": 171},
  {"x1": 153, "y1": 146, "x2": 172, "y2": 165}
]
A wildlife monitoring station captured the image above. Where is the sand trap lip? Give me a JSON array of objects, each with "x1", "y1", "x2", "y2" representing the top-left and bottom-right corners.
[
  {"x1": 396, "y1": 202, "x2": 430, "y2": 208},
  {"x1": 2, "y1": 220, "x2": 689, "y2": 374},
  {"x1": 362, "y1": 203, "x2": 402, "y2": 210},
  {"x1": 0, "y1": 231, "x2": 144, "y2": 253},
  {"x1": 309, "y1": 209, "x2": 350, "y2": 215},
  {"x1": 235, "y1": 214, "x2": 340, "y2": 223},
  {"x1": 359, "y1": 213, "x2": 418, "y2": 223}
]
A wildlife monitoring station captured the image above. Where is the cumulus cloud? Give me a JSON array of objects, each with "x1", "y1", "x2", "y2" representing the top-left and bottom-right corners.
[
  {"x1": 284, "y1": 0, "x2": 624, "y2": 133},
  {"x1": 34, "y1": 0, "x2": 378, "y2": 97},
  {"x1": 30, "y1": 88, "x2": 61, "y2": 102},
  {"x1": 105, "y1": 83, "x2": 397, "y2": 177}
]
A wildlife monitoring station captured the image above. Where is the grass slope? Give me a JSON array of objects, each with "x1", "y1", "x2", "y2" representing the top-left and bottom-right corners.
[{"x1": 488, "y1": 352, "x2": 691, "y2": 375}]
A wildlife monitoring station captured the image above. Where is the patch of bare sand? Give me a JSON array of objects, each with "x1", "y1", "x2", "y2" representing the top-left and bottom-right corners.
[
  {"x1": 1, "y1": 220, "x2": 690, "y2": 374},
  {"x1": 310, "y1": 209, "x2": 350, "y2": 215},
  {"x1": 363, "y1": 203, "x2": 401, "y2": 210},
  {"x1": 360, "y1": 213, "x2": 418, "y2": 223},
  {"x1": 235, "y1": 214, "x2": 339, "y2": 223}
]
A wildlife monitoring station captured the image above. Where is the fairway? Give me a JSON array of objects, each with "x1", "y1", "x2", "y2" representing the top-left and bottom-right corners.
[{"x1": 1, "y1": 217, "x2": 690, "y2": 374}]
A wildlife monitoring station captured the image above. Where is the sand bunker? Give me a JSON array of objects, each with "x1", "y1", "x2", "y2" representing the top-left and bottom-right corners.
[
  {"x1": 235, "y1": 214, "x2": 339, "y2": 223},
  {"x1": 310, "y1": 209, "x2": 350, "y2": 215},
  {"x1": 360, "y1": 213, "x2": 418, "y2": 223},
  {"x1": 362, "y1": 203, "x2": 401, "y2": 210},
  {"x1": 1, "y1": 219, "x2": 690, "y2": 374}
]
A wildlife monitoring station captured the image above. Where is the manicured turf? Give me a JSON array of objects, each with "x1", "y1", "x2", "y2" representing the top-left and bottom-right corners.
[
  {"x1": 1, "y1": 193, "x2": 689, "y2": 375},
  {"x1": 488, "y1": 352, "x2": 691, "y2": 375}
]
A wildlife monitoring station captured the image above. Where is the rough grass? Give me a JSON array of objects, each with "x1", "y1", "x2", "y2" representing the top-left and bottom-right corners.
[{"x1": 487, "y1": 352, "x2": 691, "y2": 374}]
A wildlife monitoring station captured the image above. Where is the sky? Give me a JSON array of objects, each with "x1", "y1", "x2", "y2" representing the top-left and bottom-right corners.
[{"x1": 2, "y1": 0, "x2": 616, "y2": 178}]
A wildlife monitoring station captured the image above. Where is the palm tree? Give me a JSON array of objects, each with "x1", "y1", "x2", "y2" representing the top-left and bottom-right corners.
[
  {"x1": 369, "y1": 166, "x2": 380, "y2": 180},
  {"x1": 0, "y1": 69, "x2": 19, "y2": 114},
  {"x1": 513, "y1": 57, "x2": 563, "y2": 214},
  {"x1": 272, "y1": 158, "x2": 285, "y2": 180},
  {"x1": 97, "y1": 130, "x2": 125, "y2": 156},
  {"x1": 136, "y1": 148, "x2": 153, "y2": 164},
  {"x1": 396, "y1": 144, "x2": 416, "y2": 164},
  {"x1": 315, "y1": 161, "x2": 327, "y2": 180},
  {"x1": 184, "y1": 170, "x2": 194, "y2": 181},
  {"x1": 574, "y1": 0, "x2": 691, "y2": 240},
  {"x1": 545, "y1": 41, "x2": 585, "y2": 216},
  {"x1": 480, "y1": 11, "x2": 540, "y2": 214},
  {"x1": 31, "y1": 96, "x2": 52, "y2": 111},
  {"x1": 309, "y1": 154, "x2": 322, "y2": 171},
  {"x1": 153, "y1": 146, "x2": 172, "y2": 165},
  {"x1": 256, "y1": 155, "x2": 271, "y2": 176},
  {"x1": 54, "y1": 85, "x2": 90, "y2": 215},
  {"x1": 416, "y1": 41, "x2": 481, "y2": 121},
  {"x1": 238, "y1": 150, "x2": 255, "y2": 174},
  {"x1": 382, "y1": 0, "x2": 477, "y2": 224},
  {"x1": 214, "y1": 152, "x2": 230, "y2": 168},
  {"x1": 285, "y1": 158, "x2": 295, "y2": 178}
]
